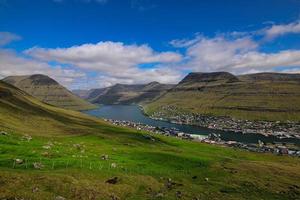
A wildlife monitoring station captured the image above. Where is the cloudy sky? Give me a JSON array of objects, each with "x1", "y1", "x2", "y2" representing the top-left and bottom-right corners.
[{"x1": 1, "y1": 0, "x2": 300, "y2": 89}]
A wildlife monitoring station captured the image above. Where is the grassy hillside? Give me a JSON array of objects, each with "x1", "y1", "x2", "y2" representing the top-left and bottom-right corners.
[
  {"x1": 0, "y1": 80, "x2": 300, "y2": 199},
  {"x1": 145, "y1": 72, "x2": 300, "y2": 122},
  {"x1": 2, "y1": 74, "x2": 96, "y2": 111},
  {"x1": 85, "y1": 82, "x2": 174, "y2": 105}
]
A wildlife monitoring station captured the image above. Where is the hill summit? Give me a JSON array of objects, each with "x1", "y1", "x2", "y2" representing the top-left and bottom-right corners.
[
  {"x1": 176, "y1": 72, "x2": 239, "y2": 90},
  {"x1": 2, "y1": 74, "x2": 96, "y2": 111}
]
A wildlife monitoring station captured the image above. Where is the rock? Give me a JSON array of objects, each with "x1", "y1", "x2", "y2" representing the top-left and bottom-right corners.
[
  {"x1": 33, "y1": 162, "x2": 44, "y2": 169},
  {"x1": 0, "y1": 131, "x2": 9, "y2": 136},
  {"x1": 55, "y1": 196, "x2": 66, "y2": 200},
  {"x1": 165, "y1": 178, "x2": 183, "y2": 190},
  {"x1": 15, "y1": 158, "x2": 24, "y2": 164},
  {"x1": 106, "y1": 177, "x2": 119, "y2": 184},
  {"x1": 109, "y1": 194, "x2": 119, "y2": 200},
  {"x1": 101, "y1": 154, "x2": 109, "y2": 160},
  {"x1": 42, "y1": 145, "x2": 51, "y2": 150},
  {"x1": 111, "y1": 163, "x2": 117, "y2": 168},
  {"x1": 41, "y1": 152, "x2": 50, "y2": 157},
  {"x1": 176, "y1": 191, "x2": 182, "y2": 198},
  {"x1": 143, "y1": 134, "x2": 155, "y2": 141},
  {"x1": 73, "y1": 143, "x2": 82, "y2": 150},
  {"x1": 32, "y1": 187, "x2": 39, "y2": 193},
  {"x1": 21, "y1": 134, "x2": 32, "y2": 141},
  {"x1": 155, "y1": 193, "x2": 164, "y2": 198}
]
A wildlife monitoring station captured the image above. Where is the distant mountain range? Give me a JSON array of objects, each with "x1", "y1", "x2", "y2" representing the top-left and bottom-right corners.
[
  {"x1": 2, "y1": 74, "x2": 96, "y2": 111},
  {"x1": 73, "y1": 81, "x2": 174, "y2": 105},
  {"x1": 145, "y1": 72, "x2": 300, "y2": 122},
  {"x1": 3, "y1": 71, "x2": 300, "y2": 122}
]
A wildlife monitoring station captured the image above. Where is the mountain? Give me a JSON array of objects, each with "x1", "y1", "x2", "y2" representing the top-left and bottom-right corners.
[
  {"x1": 84, "y1": 82, "x2": 174, "y2": 105},
  {"x1": 72, "y1": 89, "x2": 92, "y2": 99},
  {"x1": 1, "y1": 79, "x2": 299, "y2": 200},
  {"x1": 176, "y1": 72, "x2": 239, "y2": 89},
  {"x1": 238, "y1": 72, "x2": 300, "y2": 82},
  {"x1": 145, "y1": 72, "x2": 300, "y2": 122},
  {"x1": 2, "y1": 74, "x2": 96, "y2": 111}
]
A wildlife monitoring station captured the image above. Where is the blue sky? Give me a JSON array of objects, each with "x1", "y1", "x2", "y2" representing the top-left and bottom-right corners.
[{"x1": 1, "y1": 0, "x2": 300, "y2": 89}]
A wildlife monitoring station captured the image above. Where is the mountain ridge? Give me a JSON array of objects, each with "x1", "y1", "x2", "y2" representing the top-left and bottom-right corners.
[
  {"x1": 2, "y1": 74, "x2": 96, "y2": 111},
  {"x1": 73, "y1": 82, "x2": 174, "y2": 105},
  {"x1": 144, "y1": 71, "x2": 300, "y2": 122}
]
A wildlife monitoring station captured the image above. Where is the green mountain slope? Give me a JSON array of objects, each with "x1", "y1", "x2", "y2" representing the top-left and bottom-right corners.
[
  {"x1": 145, "y1": 72, "x2": 300, "y2": 121},
  {"x1": 84, "y1": 82, "x2": 174, "y2": 105},
  {"x1": 0, "y1": 80, "x2": 300, "y2": 200},
  {"x1": 2, "y1": 74, "x2": 96, "y2": 111}
]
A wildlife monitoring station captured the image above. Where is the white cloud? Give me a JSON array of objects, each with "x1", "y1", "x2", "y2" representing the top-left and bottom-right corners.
[
  {"x1": 75, "y1": 67, "x2": 182, "y2": 89},
  {"x1": 25, "y1": 42, "x2": 182, "y2": 72},
  {"x1": 174, "y1": 34, "x2": 300, "y2": 74},
  {"x1": 3, "y1": 18, "x2": 300, "y2": 90},
  {"x1": 24, "y1": 41, "x2": 183, "y2": 88},
  {"x1": 263, "y1": 20, "x2": 300, "y2": 40},
  {"x1": 0, "y1": 32, "x2": 21, "y2": 46},
  {"x1": 0, "y1": 49, "x2": 85, "y2": 87}
]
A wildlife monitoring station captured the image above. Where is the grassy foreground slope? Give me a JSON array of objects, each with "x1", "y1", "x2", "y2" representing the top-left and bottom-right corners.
[
  {"x1": 0, "y1": 80, "x2": 300, "y2": 200},
  {"x1": 145, "y1": 72, "x2": 300, "y2": 121},
  {"x1": 2, "y1": 74, "x2": 96, "y2": 111}
]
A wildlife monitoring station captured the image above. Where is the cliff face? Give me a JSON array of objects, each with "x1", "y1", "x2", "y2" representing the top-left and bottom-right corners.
[{"x1": 2, "y1": 74, "x2": 96, "y2": 111}]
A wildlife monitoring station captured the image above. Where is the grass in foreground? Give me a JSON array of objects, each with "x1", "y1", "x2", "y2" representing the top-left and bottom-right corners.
[{"x1": 0, "y1": 80, "x2": 300, "y2": 199}]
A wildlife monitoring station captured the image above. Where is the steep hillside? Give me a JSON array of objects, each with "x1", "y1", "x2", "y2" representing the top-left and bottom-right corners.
[
  {"x1": 145, "y1": 72, "x2": 300, "y2": 122},
  {"x1": 0, "y1": 80, "x2": 300, "y2": 200},
  {"x1": 89, "y1": 82, "x2": 174, "y2": 105},
  {"x1": 0, "y1": 80, "x2": 100, "y2": 136},
  {"x1": 2, "y1": 74, "x2": 96, "y2": 111}
]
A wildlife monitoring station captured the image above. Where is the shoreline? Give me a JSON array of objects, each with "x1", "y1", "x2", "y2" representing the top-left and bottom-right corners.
[
  {"x1": 104, "y1": 118, "x2": 300, "y2": 157},
  {"x1": 140, "y1": 105, "x2": 300, "y2": 140}
]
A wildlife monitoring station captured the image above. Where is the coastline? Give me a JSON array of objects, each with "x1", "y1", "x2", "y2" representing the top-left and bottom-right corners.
[
  {"x1": 104, "y1": 118, "x2": 300, "y2": 157},
  {"x1": 141, "y1": 105, "x2": 300, "y2": 140}
]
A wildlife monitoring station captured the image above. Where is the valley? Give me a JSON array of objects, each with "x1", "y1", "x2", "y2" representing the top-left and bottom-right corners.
[{"x1": 1, "y1": 78, "x2": 300, "y2": 200}]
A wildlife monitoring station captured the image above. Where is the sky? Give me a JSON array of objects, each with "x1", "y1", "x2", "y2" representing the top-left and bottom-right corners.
[{"x1": 1, "y1": 0, "x2": 300, "y2": 89}]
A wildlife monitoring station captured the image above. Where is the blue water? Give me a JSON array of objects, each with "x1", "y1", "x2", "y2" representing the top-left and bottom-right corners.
[{"x1": 84, "y1": 105, "x2": 300, "y2": 145}]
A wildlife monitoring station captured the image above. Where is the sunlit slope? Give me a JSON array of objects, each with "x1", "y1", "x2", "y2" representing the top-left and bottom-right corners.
[
  {"x1": 2, "y1": 74, "x2": 96, "y2": 111},
  {"x1": 0, "y1": 80, "x2": 300, "y2": 199},
  {"x1": 0, "y1": 80, "x2": 103, "y2": 136},
  {"x1": 145, "y1": 72, "x2": 300, "y2": 121}
]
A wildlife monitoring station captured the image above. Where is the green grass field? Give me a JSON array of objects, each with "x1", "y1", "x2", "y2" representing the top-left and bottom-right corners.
[{"x1": 1, "y1": 80, "x2": 300, "y2": 200}]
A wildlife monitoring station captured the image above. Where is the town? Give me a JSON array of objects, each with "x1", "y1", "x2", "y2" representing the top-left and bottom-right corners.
[
  {"x1": 104, "y1": 118, "x2": 300, "y2": 157},
  {"x1": 147, "y1": 105, "x2": 300, "y2": 139}
]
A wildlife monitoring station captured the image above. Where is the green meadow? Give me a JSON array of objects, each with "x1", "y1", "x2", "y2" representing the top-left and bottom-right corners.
[{"x1": 0, "y1": 81, "x2": 300, "y2": 200}]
